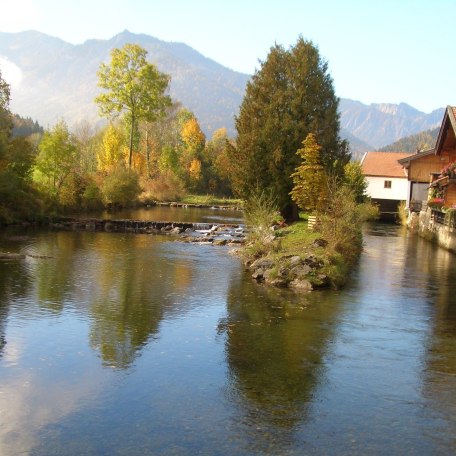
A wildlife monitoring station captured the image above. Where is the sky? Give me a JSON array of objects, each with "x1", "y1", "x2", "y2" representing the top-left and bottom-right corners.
[{"x1": 0, "y1": 0, "x2": 454, "y2": 113}]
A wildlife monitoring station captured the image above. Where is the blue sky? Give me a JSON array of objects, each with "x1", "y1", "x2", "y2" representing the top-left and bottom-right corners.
[{"x1": 0, "y1": 0, "x2": 454, "y2": 113}]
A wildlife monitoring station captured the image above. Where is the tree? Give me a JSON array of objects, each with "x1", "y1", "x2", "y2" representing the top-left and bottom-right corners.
[
  {"x1": 229, "y1": 37, "x2": 350, "y2": 220},
  {"x1": 35, "y1": 120, "x2": 77, "y2": 197},
  {"x1": 290, "y1": 133, "x2": 328, "y2": 213},
  {"x1": 343, "y1": 161, "x2": 368, "y2": 203},
  {"x1": 97, "y1": 123, "x2": 126, "y2": 173},
  {"x1": 95, "y1": 44, "x2": 172, "y2": 168}
]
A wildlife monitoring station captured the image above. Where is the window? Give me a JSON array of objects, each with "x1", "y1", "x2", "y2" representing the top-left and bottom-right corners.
[{"x1": 384, "y1": 180, "x2": 392, "y2": 189}]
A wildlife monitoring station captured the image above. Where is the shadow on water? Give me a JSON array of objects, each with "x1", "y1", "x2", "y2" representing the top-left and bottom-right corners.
[{"x1": 220, "y1": 273, "x2": 349, "y2": 454}]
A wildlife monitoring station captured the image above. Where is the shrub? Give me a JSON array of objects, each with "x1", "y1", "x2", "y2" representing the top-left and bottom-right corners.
[
  {"x1": 101, "y1": 166, "x2": 141, "y2": 206},
  {"x1": 139, "y1": 171, "x2": 185, "y2": 202},
  {"x1": 317, "y1": 183, "x2": 363, "y2": 263}
]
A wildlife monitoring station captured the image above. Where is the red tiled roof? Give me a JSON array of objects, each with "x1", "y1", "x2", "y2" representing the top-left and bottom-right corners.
[{"x1": 361, "y1": 151, "x2": 409, "y2": 178}]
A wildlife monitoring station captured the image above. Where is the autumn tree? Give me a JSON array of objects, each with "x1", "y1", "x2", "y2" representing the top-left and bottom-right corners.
[
  {"x1": 179, "y1": 115, "x2": 206, "y2": 191},
  {"x1": 95, "y1": 44, "x2": 171, "y2": 168},
  {"x1": 290, "y1": 133, "x2": 328, "y2": 213},
  {"x1": 97, "y1": 123, "x2": 126, "y2": 173},
  {"x1": 229, "y1": 37, "x2": 350, "y2": 220},
  {"x1": 34, "y1": 120, "x2": 78, "y2": 198},
  {"x1": 343, "y1": 161, "x2": 368, "y2": 203}
]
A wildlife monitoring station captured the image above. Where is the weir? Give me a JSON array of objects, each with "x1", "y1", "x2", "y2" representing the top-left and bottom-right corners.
[{"x1": 48, "y1": 217, "x2": 246, "y2": 239}]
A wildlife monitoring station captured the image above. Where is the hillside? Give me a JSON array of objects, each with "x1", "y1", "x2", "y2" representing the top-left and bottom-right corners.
[
  {"x1": 0, "y1": 30, "x2": 249, "y2": 137},
  {"x1": 378, "y1": 127, "x2": 439, "y2": 153},
  {"x1": 0, "y1": 30, "x2": 446, "y2": 150}
]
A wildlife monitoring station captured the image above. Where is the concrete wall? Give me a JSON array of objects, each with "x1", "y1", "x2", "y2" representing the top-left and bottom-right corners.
[{"x1": 365, "y1": 176, "x2": 409, "y2": 201}]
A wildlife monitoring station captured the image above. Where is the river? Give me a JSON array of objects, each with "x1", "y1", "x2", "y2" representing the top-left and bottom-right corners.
[{"x1": 0, "y1": 212, "x2": 455, "y2": 455}]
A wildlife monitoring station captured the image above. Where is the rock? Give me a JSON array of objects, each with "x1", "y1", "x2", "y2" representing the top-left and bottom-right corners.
[
  {"x1": 0, "y1": 252, "x2": 26, "y2": 260},
  {"x1": 289, "y1": 279, "x2": 313, "y2": 291},
  {"x1": 288, "y1": 255, "x2": 302, "y2": 267},
  {"x1": 252, "y1": 269, "x2": 265, "y2": 281},
  {"x1": 184, "y1": 227, "x2": 194, "y2": 233},
  {"x1": 250, "y1": 258, "x2": 274, "y2": 270},
  {"x1": 213, "y1": 239, "x2": 227, "y2": 246},
  {"x1": 104, "y1": 222, "x2": 114, "y2": 232},
  {"x1": 85, "y1": 222, "x2": 96, "y2": 231},
  {"x1": 268, "y1": 277, "x2": 288, "y2": 288},
  {"x1": 303, "y1": 254, "x2": 323, "y2": 269},
  {"x1": 312, "y1": 238, "x2": 328, "y2": 248},
  {"x1": 170, "y1": 227, "x2": 183, "y2": 234},
  {"x1": 290, "y1": 264, "x2": 312, "y2": 278}
]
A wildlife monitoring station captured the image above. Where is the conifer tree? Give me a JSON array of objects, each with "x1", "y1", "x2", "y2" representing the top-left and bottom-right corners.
[
  {"x1": 229, "y1": 37, "x2": 349, "y2": 219},
  {"x1": 290, "y1": 133, "x2": 328, "y2": 213}
]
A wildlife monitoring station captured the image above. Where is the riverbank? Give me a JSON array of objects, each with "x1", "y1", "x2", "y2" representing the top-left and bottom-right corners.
[{"x1": 241, "y1": 219, "x2": 356, "y2": 291}]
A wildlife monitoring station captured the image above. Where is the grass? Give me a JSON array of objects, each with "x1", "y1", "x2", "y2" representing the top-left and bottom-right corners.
[
  {"x1": 180, "y1": 194, "x2": 244, "y2": 207},
  {"x1": 275, "y1": 219, "x2": 321, "y2": 254}
]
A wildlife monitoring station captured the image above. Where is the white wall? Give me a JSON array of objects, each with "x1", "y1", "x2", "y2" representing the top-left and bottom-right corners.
[{"x1": 365, "y1": 176, "x2": 409, "y2": 200}]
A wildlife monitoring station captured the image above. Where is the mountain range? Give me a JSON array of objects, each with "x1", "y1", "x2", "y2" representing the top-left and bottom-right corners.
[{"x1": 0, "y1": 30, "x2": 446, "y2": 156}]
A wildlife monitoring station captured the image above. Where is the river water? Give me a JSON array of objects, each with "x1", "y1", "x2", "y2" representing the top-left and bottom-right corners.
[{"x1": 0, "y1": 212, "x2": 456, "y2": 455}]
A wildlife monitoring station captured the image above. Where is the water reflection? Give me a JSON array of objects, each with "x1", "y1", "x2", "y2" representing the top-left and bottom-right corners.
[
  {"x1": 221, "y1": 276, "x2": 344, "y2": 453},
  {"x1": 2, "y1": 223, "x2": 456, "y2": 454},
  {"x1": 73, "y1": 205, "x2": 244, "y2": 224}
]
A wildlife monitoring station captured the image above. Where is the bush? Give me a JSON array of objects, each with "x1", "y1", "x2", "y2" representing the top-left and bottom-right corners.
[
  {"x1": 101, "y1": 166, "x2": 141, "y2": 206},
  {"x1": 317, "y1": 183, "x2": 364, "y2": 263},
  {"x1": 139, "y1": 171, "x2": 186, "y2": 202},
  {"x1": 244, "y1": 189, "x2": 281, "y2": 244}
]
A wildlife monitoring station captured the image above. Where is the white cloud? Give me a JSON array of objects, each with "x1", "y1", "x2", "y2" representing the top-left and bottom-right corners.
[{"x1": 0, "y1": 57, "x2": 23, "y2": 89}]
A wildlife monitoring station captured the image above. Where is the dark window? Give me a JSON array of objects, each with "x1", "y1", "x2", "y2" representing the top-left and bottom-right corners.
[{"x1": 384, "y1": 180, "x2": 392, "y2": 188}]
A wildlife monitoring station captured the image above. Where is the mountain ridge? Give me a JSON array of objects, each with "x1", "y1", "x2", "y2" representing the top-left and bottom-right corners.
[{"x1": 0, "y1": 30, "x2": 445, "y2": 150}]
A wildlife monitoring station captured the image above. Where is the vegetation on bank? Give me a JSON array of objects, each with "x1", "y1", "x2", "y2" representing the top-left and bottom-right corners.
[
  {"x1": 0, "y1": 45, "x2": 236, "y2": 225},
  {"x1": 241, "y1": 178, "x2": 378, "y2": 291},
  {"x1": 1, "y1": 35, "x2": 378, "y2": 293}
]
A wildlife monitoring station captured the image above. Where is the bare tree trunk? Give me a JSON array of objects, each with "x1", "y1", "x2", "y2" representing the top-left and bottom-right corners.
[
  {"x1": 128, "y1": 116, "x2": 135, "y2": 168},
  {"x1": 145, "y1": 129, "x2": 151, "y2": 178}
]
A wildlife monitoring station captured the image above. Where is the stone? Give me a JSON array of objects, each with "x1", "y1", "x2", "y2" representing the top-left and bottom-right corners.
[
  {"x1": 268, "y1": 277, "x2": 288, "y2": 288},
  {"x1": 250, "y1": 258, "x2": 274, "y2": 270},
  {"x1": 104, "y1": 222, "x2": 114, "y2": 232},
  {"x1": 213, "y1": 239, "x2": 227, "y2": 246},
  {"x1": 289, "y1": 279, "x2": 313, "y2": 291},
  {"x1": 303, "y1": 254, "x2": 323, "y2": 269},
  {"x1": 312, "y1": 238, "x2": 328, "y2": 248},
  {"x1": 290, "y1": 264, "x2": 312, "y2": 278},
  {"x1": 0, "y1": 252, "x2": 26, "y2": 260},
  {"x1": 170, "y1": 227, "x2": 183, "y2": 234},
  {"x1": 252, "y1": 269, "x2": 265, "y2": 281},
  {"x1": 288, "y1": 255, "x2": 302, "y2": 267}
]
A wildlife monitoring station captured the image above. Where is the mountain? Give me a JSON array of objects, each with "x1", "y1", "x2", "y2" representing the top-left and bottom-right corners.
[
  {"x1": 0, "y1": 30, "x2": 446, "y2": 151},
  {"x1": 378, "y1": 127, "x2": 439, "y2": 153},
  {"x1": 0, "y1": 30, "x2": 249, "y2": 137},
  {"x1": 339, "y1": 128, "x2": 374, "y2": 161},
  {"x1": 339, "y1": 99, "x2": 444, "y2": 149}
]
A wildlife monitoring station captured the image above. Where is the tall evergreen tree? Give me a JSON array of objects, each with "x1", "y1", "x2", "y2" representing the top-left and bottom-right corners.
[{"x1": 229, "y1": 37, "x2": 349, "y2": 219}]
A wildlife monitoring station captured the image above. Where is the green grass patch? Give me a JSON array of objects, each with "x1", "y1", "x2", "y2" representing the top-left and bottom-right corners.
[
  {"x1": 275, "y1": 220, "x2": 321, "y2": 255},
  {"x1": 180, "y1": 194, "x2": 244, "y2": 207}
]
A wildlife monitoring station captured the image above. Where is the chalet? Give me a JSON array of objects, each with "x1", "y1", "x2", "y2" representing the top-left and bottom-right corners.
[
  {"x1": 408, "y1": 106, "x2": 456, "y2": 253},
  {"x1": 361, "y1": 151, "x2": 410, "y2": 216},
  {"x1": 397, "y1": 148, "x2": 443, "y2": 211},
  {"x1": 429, "y1": 106, "x2": 456, "y2": 208}
]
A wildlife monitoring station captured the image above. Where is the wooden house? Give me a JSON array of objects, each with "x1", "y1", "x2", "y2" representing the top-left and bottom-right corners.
[
  {"x1": 397, "y1": 148, "x2": 443, "y2": 210},
  {"x1": 430, "y1": 106, "x2": 456, "y2": 208},
  {"x1": 361, "y1": 151, "x2": 410, "y2": 216}
]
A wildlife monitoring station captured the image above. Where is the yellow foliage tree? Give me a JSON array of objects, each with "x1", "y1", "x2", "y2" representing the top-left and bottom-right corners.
[
  {"x1": 181, "y1": 118, "x2": 205, "y2": 155},
  {"x1": 188, "y1": 158, "x2": 202, "y2": 182},
  {"x1": 97, "y1": 124, "x2": 126, "y2": 173},
  {"x1": 289, "y1": 133, "x2": 328, "y2": 213}
]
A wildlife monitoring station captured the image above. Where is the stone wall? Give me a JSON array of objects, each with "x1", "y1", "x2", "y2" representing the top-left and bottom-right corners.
[{"x1": 408, "y1": 209, "x2": 456, "y2": 253}]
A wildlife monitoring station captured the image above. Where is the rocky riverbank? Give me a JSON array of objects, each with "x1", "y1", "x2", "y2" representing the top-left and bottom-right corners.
[{"x1": 239, "y1": 221, "x2": 349, "y2": 292}]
